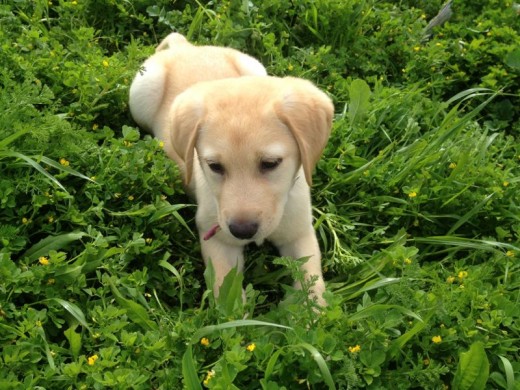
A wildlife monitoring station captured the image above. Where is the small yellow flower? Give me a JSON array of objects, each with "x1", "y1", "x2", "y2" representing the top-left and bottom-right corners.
[
  {"x1": 424, "y1": 358, "x2": 430, "y2": 365},
  {"x1": 503, "y1": 181, "x2": 510, "y2": 187},
  {"x1": 71, "y1": 0, "x2": 77, "y2": 5},
  {"x1": 128, "y1": 195, "x2": 134, "y2": 201},
  {"x1": 114, "y1": 193, "x2": 121, "y2": 199},
  {"x1": 408, "y1": 191, "x2": 417, "y2": 198},
  {"x1": 506, "y1": 250, "x2": 515, "y2": 258},
  {"x1": 449, "y1": 162, "x2": 457, "y2": 169},
  {"x1": 432, "y1": 335, "x2": 442, "y2": 344},
  {"x1": 158, "y1": 141, "x2": 164, "y2": 148},
  {"x1": 22, "y1": 217, "x2": 29, "y2": 224},
  {"x1": 458, "y1": 270, "x2": 468, "y2": 280},
  {"x1": 413, "y1": 46, "x2": 421, "y2": 52},
  {"x1": 348, "y1": 345, "x2": 361, "y2": 353},
  {"x1": 59, "y1": 158, "x2": 70, "y2": 167},
  {"x1": 145, "y1": 238, "x2": 153, "y2": 244},
  {"x1": 48, "y1": 216, "x2": 54, "y2": 223},
  {"x1": 39, "y1": 256, "x2": 50, "y2": 266},
  {"x1": 102, "y1": 60, "x2": 109, "y2": 67},
  {"x1": 287, "y1": 63, "x2": 294, "y2": 71},
  {"x1": 404, "y1": 258, "x2": 412, "y2": 265},
  {"x1": 47, "y1": 278, "x2": 56, "y2": 285},
  {"x1": 203, "y1": 369, "x2": 215, "y2": 386},
  {"x1": 36, "y1": 320, "x2": 42, "y2": 327},
  {"x1": 87, "y1": 354, "x2": 99, "y2": 366},
  {"x1": 421, "y1": 13, "x2": 426, "y2": 19},
  {"x1": 200, "y1": 337, "x2": 210, "y2": 347},
  {"x1": 92, "y1": 123, "x2": 99, "y2": 130},
  {"x1": 246, "y1": 343, "x2": 256, "y2": 352},
  {"x1": 446, "y1": 276, "x2": 456, "y2": 284}
]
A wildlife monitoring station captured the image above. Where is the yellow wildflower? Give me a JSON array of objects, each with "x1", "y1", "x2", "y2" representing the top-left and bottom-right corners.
[
  {"x1": 59, "y1": 158, "x2": 70, "y2": 167},
  {"x1": 102, "y1": 60, "x2": 109, "y2": 67},
  {"x1": 203, "y1": 369, "x2": 215, "y2": 386},
  {"x1": 47, "y1": 278, "x2": 56, "y2": 285},
  {"x1": 458, "y1": 270, "x2": 468, "y2": 280},
  {"x1": 200, "y1": 337, "x2": 210, "y2": 347},
  {"x1": 39, "y1": 256, "x2": 50, "y2": 266},
  {"x1": 449, "y1": 162, "x2": 457, "y2": 169},
  {"x1": 246, "y1": 343, "x2": 256, "y2": 352},
  {"x1": 158, "y1": 141, "x2": 164, "y2": 148},
  {"x1": 432, "y1": 335, "x2": 442, "y2": 344},
  {"x1": 503, "y1": 181, "x2": 510, "y2": 187},
  {"x1": 48, "y1": 216, "x2": 54, "y2": 223},
  {"x1": 128, "y1": 195, "x2": 134, "y2": 201},
  {"x1": 145, "y1": 238, "x2": 153, "y2": 244},
  {"x1": 404, "y1": 258, "x2": 412, "y2": 265},
  {"x1": 408, "y1": 191, "x2": 417, "y2": 198},
  {"x1": 287, "y1": 63, "x2": 294, "y2": 71},
  {"x1": 446, "y1": 276, "x2": 456, "y2": 284},
  {"x1": 413, "y1": 46, "x2": 421, "y2": 52},
  {"x1": 348, "y1": 345, "x2": 361, "y2": 353},
  {"x1": 87, "y1": 354, "x2": 99, "y2": 366},
  {"x1": 22, "y1": 217, "x2": 29, "y2": 224},
  {"x1": 506, "y1": 250, "x2": 515, "y2": 258}
]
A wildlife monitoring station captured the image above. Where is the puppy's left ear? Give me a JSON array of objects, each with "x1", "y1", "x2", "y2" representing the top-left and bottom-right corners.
[{"x1": 275, "y1": 78, "x2": 334, "y2": 186}]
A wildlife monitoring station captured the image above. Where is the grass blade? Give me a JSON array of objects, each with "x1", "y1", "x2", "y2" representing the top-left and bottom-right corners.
[
  {"x1": 182, "y1": 345, "x2": 202, "y2": 390},
  {"x1": 498, "y1": 355, "x2": 515, "y2": 390},
  {"x1": 46, "y1": 298, "x2": 91, "y2": 332},
  {"x1": 296, "y1": 343, "x2": 336, "y2": 390},
  {"x1": 190, "y1": 319, "x2": 292, "y2": 343},
  {"x1": 21, "y1": 231, "x2": 87, "y2": 261}
]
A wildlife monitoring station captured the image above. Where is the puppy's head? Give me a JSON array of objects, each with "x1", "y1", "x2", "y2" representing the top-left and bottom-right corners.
[{"x1": 169, "y1": 76, "x2": 333, "y2": 242}]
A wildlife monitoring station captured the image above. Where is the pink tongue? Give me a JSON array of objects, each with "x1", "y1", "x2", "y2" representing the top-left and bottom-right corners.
[{"x1": 203, "y1": 224, "x2": 221, "y2": 241}]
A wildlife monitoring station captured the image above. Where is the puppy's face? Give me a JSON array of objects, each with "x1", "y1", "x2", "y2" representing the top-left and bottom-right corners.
[
  {"x1": 169, "y1": 76, "x2": 333, "y2": 243},
  {"x1": 197, "y1": 111, "x2": 301, "y2": 242}
]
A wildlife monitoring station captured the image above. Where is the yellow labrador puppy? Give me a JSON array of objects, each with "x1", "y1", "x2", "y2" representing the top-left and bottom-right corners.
[{"x1": 129, "y1": 33, "x2": 333, "y2": 305}]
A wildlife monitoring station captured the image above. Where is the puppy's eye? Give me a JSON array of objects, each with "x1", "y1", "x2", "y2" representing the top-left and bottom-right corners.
[
  {"x1": 208, "y1": 162, "x2": 225, "y2": 175},
  {"x1": 260, "y1": 158, "x2": 282, "y2": 173}
]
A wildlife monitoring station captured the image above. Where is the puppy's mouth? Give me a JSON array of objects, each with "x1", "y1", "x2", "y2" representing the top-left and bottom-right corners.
[{"x1": 203, "y1": 224, "x2": 221, "y2": 241}]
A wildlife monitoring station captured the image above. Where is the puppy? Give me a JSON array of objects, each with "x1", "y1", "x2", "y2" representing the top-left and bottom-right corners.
[{"x1": 129, "y1": 33, "x2": 333, "y2": 305}]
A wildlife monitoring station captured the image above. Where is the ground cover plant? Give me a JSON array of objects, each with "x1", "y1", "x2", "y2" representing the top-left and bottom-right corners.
[{"x1": 1, "y1": 0, "x2": 519, "y2": 388}]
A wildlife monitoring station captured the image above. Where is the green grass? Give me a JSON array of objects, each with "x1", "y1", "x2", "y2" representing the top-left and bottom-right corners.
[{"x1": 1, "y1": 0, "x2": 519, "y2": 389}]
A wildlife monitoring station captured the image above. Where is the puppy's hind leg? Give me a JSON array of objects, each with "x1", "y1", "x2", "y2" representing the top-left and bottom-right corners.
[{"x1": 128, "y1": 59, "x2": 167, "y2": 135}]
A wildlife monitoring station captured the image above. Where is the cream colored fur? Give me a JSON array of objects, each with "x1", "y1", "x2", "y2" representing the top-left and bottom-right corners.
[{"x1": 129, "y1": 33, "x2": 333, "y2": 305}]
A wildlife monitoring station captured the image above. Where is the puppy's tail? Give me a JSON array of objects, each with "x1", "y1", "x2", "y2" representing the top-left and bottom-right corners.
[{"x1": 156, "y1": 33, "x2": 189, "y2": 52}]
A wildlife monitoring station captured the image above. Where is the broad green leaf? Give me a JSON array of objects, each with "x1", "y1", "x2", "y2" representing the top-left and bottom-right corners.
[
  {"x1": 216, "y1": 268, "x2": 244, "y2": 317},
  {"x1": 505, "y1": 48, "x2": 520, "y2": 69},
  {"x1": 64, "y1": 326, "x2": 82, "y2": 359},
  {"x1": 109, "y1": 280, "x2": 157, "y2": 331},
  {"x1": 348, "y1": 79, "x2": 371, "y2": 124},
  {"x1": 22, "y1": 231, "x2": 87, "y2": 261},
  {"x1": 452, "y1": 342, "x2": 489, "y2": 390}
]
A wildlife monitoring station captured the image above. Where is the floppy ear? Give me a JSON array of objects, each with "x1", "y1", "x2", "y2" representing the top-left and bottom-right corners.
[
  {"x1": 169, "y1": 92, "x2": 205, "y2": 185},
  {"x1": 275, "y1": 78, "x2": 334, "y2": 186}
]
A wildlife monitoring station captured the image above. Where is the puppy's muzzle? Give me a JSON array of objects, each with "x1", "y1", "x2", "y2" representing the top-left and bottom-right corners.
[{"x1": 229, "y1": 220, "x2": 259, "y2": 240}]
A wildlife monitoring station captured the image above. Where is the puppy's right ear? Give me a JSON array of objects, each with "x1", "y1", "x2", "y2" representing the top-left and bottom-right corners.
[{"x1": 169, "y1": 92, "x2": 205, "y2": 185}]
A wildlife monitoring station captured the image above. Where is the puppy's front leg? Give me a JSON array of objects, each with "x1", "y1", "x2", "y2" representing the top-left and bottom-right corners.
[
  {"x1": 277, "y1": 229, "x2": 326, "y2": 306},
  {"x1": 200, "y1": 237, "x2": 244, "y2": 299}
]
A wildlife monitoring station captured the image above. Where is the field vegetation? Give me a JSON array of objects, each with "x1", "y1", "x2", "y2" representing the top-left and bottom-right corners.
[{"x1": 1, "y1": 0, "x2": 519, "y2": 388}]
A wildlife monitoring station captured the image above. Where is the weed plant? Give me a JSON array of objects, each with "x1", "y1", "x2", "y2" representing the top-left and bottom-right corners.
[{"x1": 0, "y1": 1, "x2": 519, "y2": 389}]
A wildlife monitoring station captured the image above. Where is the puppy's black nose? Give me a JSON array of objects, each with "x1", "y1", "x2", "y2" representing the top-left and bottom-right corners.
[{"x1": 229, "y1": 221, "x2": 259, "y2": 240}]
